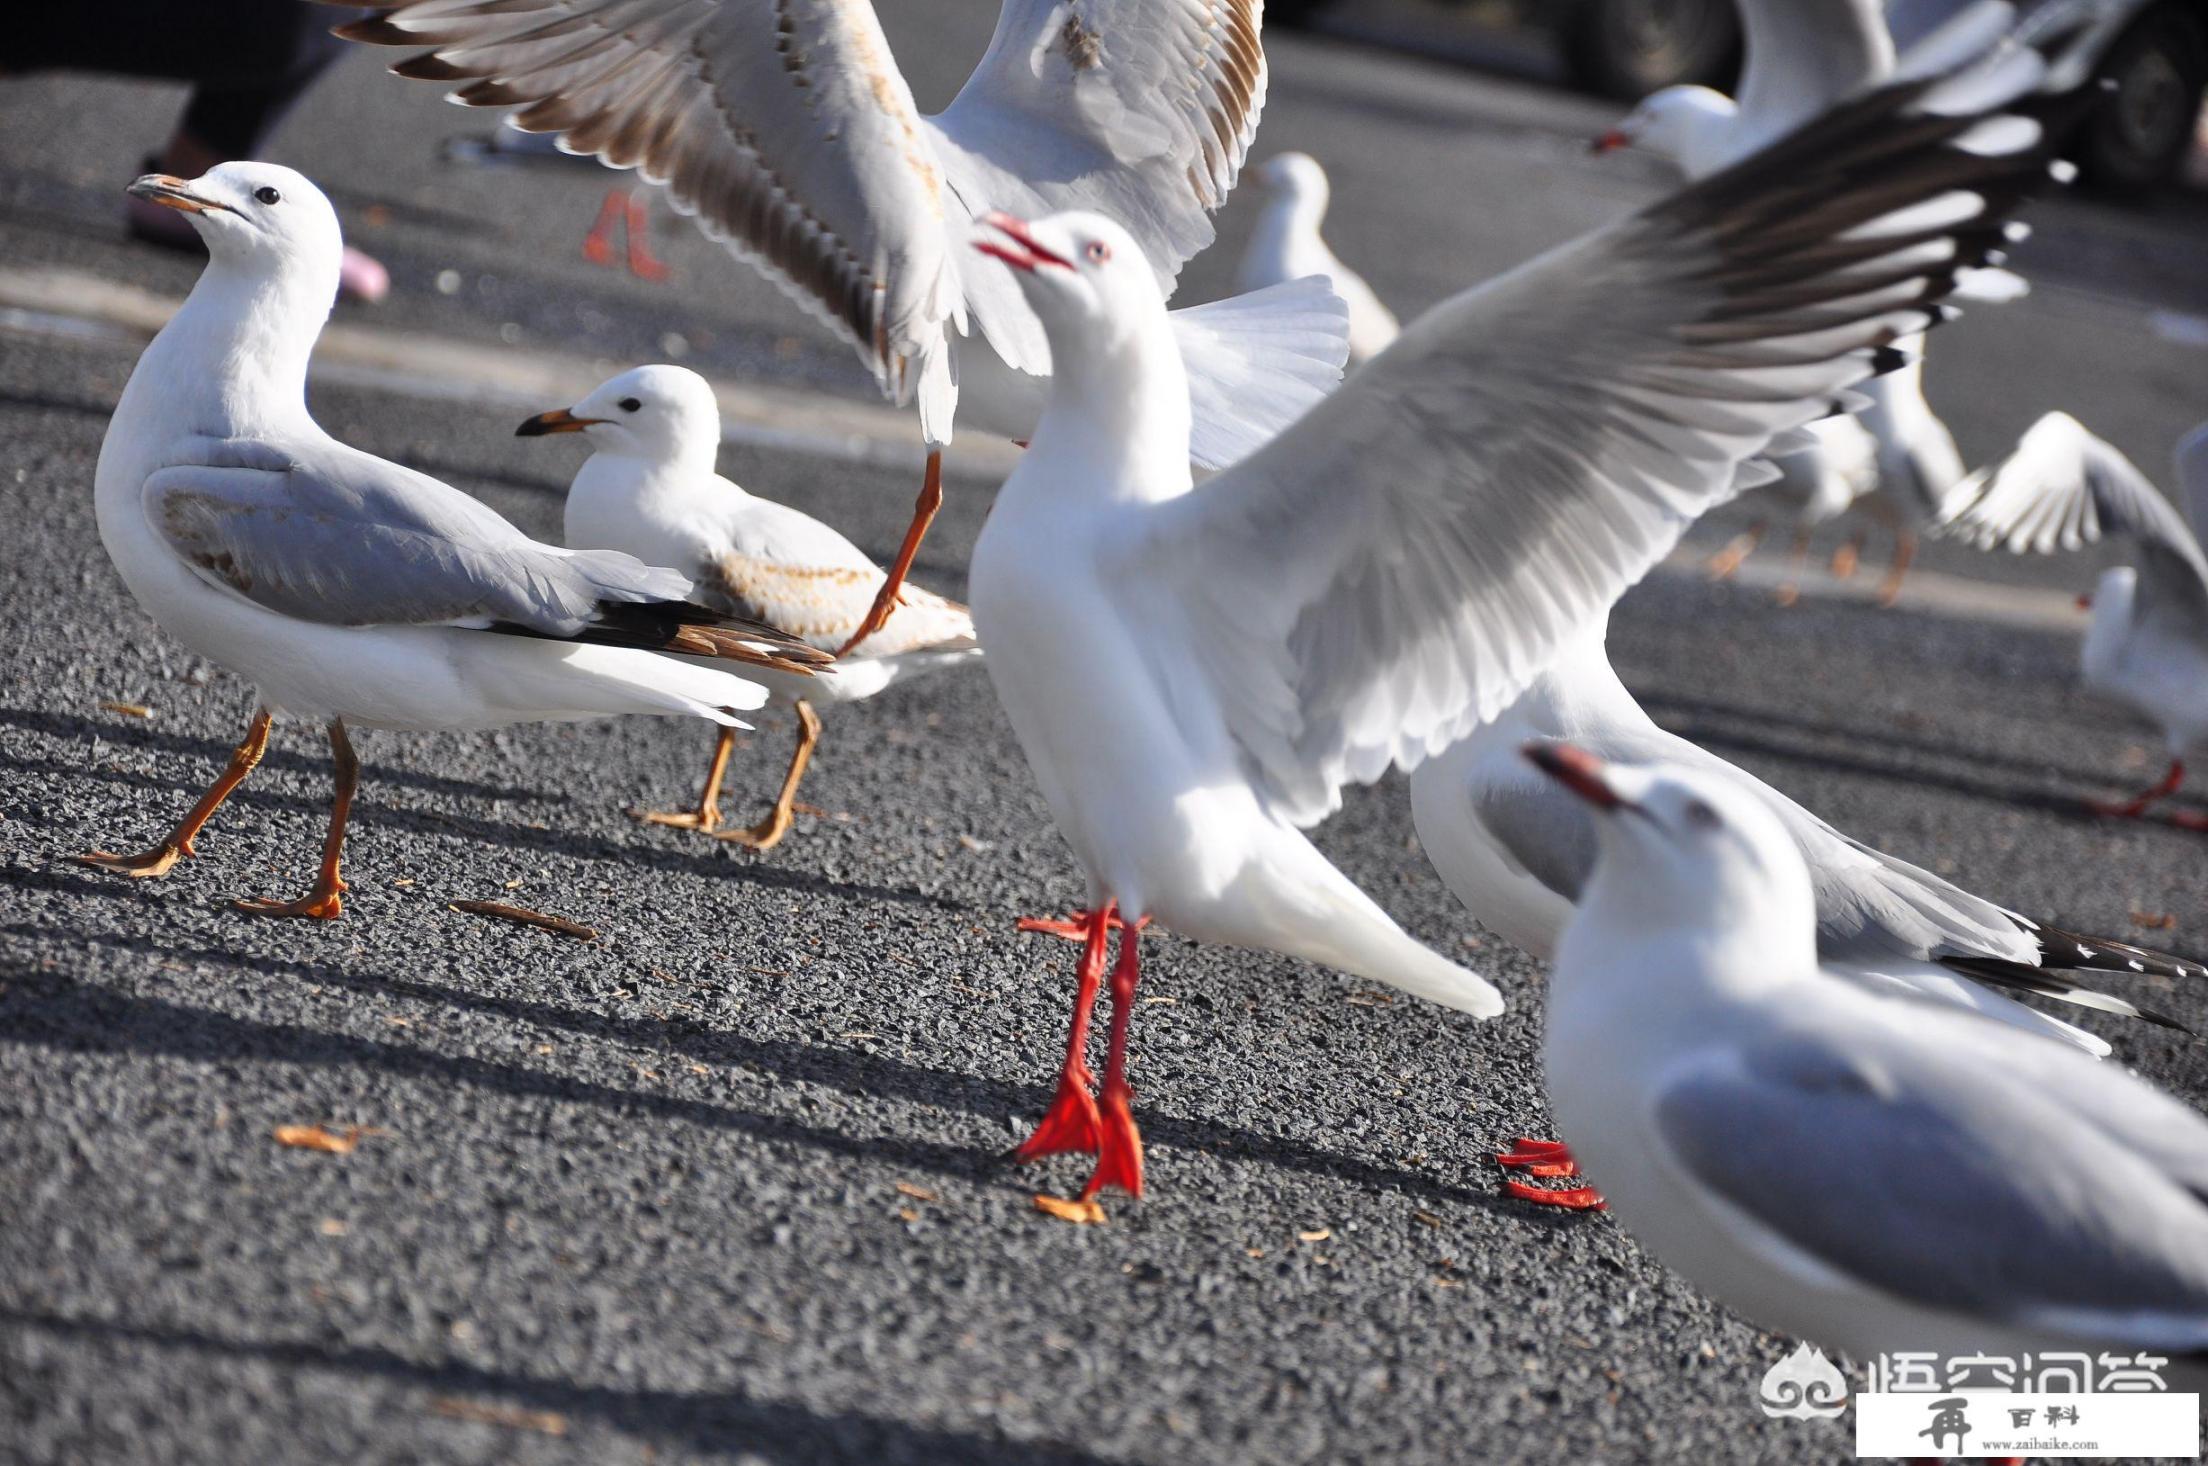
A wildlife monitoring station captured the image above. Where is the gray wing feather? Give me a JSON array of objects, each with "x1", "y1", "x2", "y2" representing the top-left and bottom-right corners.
[
  {"x1": 1732, "y1": 0, "x2": 1896, "y2": 157},
  {"x1": 1131, "y1": 40, "x2": 2063, "y2": 826},
  {"x1": 147, "y1": 436, "x2": 690, "y2": 633},
  {"x1": 1656, "y1": 1024, "x2": 2208, "y2": 1339}
]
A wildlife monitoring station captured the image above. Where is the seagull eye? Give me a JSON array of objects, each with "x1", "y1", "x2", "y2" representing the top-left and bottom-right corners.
[
  {"x1": 618, "y1": 397, "x2": 642, "y2": 413},
  {"x1": 1085, "y1": 240, "x2": 1110, "y2": 264},
  {"x1": 1683, "y1": 799, "x2": 1721, "y2": 830},
  {"x1": 253, "y1": 186, "x2": 282, "y2": 206}
]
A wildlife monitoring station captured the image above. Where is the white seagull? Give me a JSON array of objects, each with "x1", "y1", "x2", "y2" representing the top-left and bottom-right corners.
[
  {"x1": 1235, "y1": 152, "x2": 1401, "y2": 366},
  {"x1": 1528, "y1": 742, "x2": 2208, "y2": 1372},
  {"x1": 963, "y1": 21, "x2": 2071, "y2": 1205},
  {"x1": 336, "y1": 0, "x2": 1349, "y2": 654},
  {"x1": 76, "y1": 164, "x2": 825, "y2": 918},
  {"x1": 1942, "y1": 412, "x2": 2208, "y2": 828},
  {"x1": 1408, "y1": 618, "x2": 2198, "y2": 1207},
  {"x1": 1596, "y1": 0, "x2": 2023, "y2": 605},
  {"x1": 519, "y1": 364, "x2": 982, "y2": 850}
]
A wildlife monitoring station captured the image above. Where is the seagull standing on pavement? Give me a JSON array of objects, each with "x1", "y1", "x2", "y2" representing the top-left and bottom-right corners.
[
  {"x1": 336, "y1": 0, "x2": 1351, "y2": 656},
  {"x1": 76, "y1": 164, "x2": 825, "y2": 918},
  {"x1": 520, "y1": 365, "x2": 982, "y2": 850},
  {"x1": 1236, "y1": 152, "x2": 1400, "y2": 365},
  {"x1": 1596, "y1": 0, "x2": 2020, "y2": 606},
  {"x1": 963, "y1": 20, "x2": 2071, "y2": 1206},
  {"x1": 1528, "y1": 743, "x2": 2208, "y2": 1371},
  {"x1": 1942, "y1": 413, "x2": 2208, "y2": 827}
]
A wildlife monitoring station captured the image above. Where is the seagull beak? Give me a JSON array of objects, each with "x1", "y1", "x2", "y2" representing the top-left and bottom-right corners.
[
  {"x1": 1523, "y1": 741, "x2": 1628, "y2": 811},
  {"x1": 1589, "y1": 128, "x2": 1629, "y2": 155},
  {"x1": 127, "y1": 173, "x2": 230, "y2": 214},
  {"x1": 974, "y1": 211, "x2": 1074, "y2": 274},
  {"x1": 516, "y1": 408, "x2": 603, "y2": 437},
  {"x1": 2076, "y1": 591, "x2": 2094, "y2": 611}
]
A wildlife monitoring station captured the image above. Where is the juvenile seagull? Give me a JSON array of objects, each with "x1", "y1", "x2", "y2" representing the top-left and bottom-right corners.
[
  {"x1": 1596, "y1": 0, "x2": 2016, "y2": 605},
  {"x1": 1409, "y1": 620, "x2": 2200, "y2": 1208},
  {"x1": 965, "y1": 21, "x2": 2072, "y2": 1205},
  {"x1": 1236, "y1": 152, "x2": 1400, "y2": 366},
  {"x1": 77, "y1": 164, "x2": 824, "y2": 918},
  {"x1": 1942, "y1": 413, "x2": 2208, "y2": 827},
  {"x1": 1529, "y1": 743, "x2": 2208, "y2": 1372},
  {"x1": 520, "y1": 365, "x2": 982, "y2": 850},
  {"x1": 336, "y1": 0, "x2": 1345, "y2": 655}
]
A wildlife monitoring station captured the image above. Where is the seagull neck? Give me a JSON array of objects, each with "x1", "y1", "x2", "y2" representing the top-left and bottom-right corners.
[
  {"x1": 1028, "y1": 324, "x2": 1194, "y2": 506},
  {"x1": 153, "y1": 260, "x2": 330, "y2": 435},
  {"x1": 1520, "y1": 622, "x2": 1644, "y2": 736},
  {"x1": 1571, "y1": 857, "x2": 1817, "y2": 1007}
]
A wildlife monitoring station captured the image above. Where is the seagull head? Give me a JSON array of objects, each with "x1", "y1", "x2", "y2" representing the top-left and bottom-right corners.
[
  {"x1": 974, "y1": 210, "x2": 1164, "y2": 351},
  {"x1": 1525, "y1": 742, "x2": 1814, "y2": 947},
  {"x1": 1592, "y1": 86, "x2": 1735, "y2": 165},
  {"x1": 126, "y1": 162, "x2": 341, "y2": 282},
  {"x1": 519, "y1": 363, "x2": 720, "y2": 467},
  {"x1": 1256, "y1": 152, "x2": 1330, "y2": 211}
]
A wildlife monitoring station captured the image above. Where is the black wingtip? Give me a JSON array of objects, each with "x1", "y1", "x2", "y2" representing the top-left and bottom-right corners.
[{"x1": 1869, "y1": 345, "x2": 1910, "y2": 376}]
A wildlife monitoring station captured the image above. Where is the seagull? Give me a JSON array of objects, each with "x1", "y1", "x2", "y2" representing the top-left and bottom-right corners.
[
  {"x1": 1595, "y1": 0, "x2": 2020, "y2": 606},
  {"x1": 963, "y1": 17, "x2": 2071, "y2": 1205},
  {"x1": 1941, "y1": 412, "x2": 2208, "y2": 827},
  {"x1": 75, "y1": 164, "x2": 826, "y2": 918},
  {"x1": 1408, "y1": 619, "x2": 2200, "y2": 1204},
  {"x1": 1235, "y1": 152, "x2": 1400, "y2": 366},
  {"x1": 1527, "y1": 742, "x2": 2208, "y2": 1373},
  {"x1": 335, "y1": 0, "x2": 1347, "y2": 656},
  {"x1": 519, "y1": 364, "x2": 982, "y2": 849}
]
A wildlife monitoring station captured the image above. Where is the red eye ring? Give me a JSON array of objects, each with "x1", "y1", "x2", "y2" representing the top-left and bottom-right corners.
[{"x1": 1085, "y1": 240, "x2": 1110, "y2": 264}]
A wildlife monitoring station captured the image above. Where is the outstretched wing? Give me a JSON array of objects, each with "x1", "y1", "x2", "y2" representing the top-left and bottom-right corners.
[
  {"x1": 144, "y1": 434, "x2": 826, "y2": 672},
  {"x1": 1940, "y1": 410, "x2": 2208, "y2": 627},
  {"x1": 1127, "y1": 28, "x2": 2070, "y2": 825},
  {"x1": 333, "y1": 0, "x2": 961, "y2": 431},
  {"x1": 924, "y1": 0, "x2": 1264, "y2": 374},
  {"x1": 1731, "y1": 0, "x2": 1896, "y2": 157}
]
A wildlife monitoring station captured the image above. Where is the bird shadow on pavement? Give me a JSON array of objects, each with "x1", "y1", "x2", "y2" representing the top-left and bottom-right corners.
[
  {"x1": 0, "y1": 924, "x2": 1540, "y2": 1224},
  {"x1": 2, "y1": 707, "x2": 568, "y2": 805},
  {"x1": 1637, "y1": 691, "x2": 2165, "y2": 827},
  {"x1": 0, "y1": 1307, "x2": 1112, "y2": 1466}
]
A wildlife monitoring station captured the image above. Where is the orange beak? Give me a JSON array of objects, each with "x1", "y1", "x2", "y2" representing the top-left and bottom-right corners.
[
  {"x1": 1524, "y1": 741, "x2": 1628, "y2": 811},
  {"x1": 974, "y1": 212, "x2": 1074, "y2": 274},
  {"x1": 515, "y1": 407, "x2": 604, "y2": 437},
  {"x1": 126, "y1": 173, "x2": 228, "y2": 214},
  {"x1": 1590, "y1": 128, "x2": 1630, "y2": 155}
]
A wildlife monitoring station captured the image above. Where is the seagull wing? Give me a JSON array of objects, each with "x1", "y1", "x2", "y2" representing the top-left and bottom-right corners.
[
  {"x1": 143, "y1": 435, "x2": 824, "y2": 670},
  {"x1": 336, "y1": 0, "x2": 961, "y2": 434},
  {"x1": 1125, "y1": 37, "x2": 2066, "y2": 826},
  {"x1": 1731, "y1": 0, "x2": 1896, "y2": 158},
  {"x1": 1942, "y1": 410, "x2": 2208, "y2": 627},
  {"x1": 924, "y1": 0, "x2": 1264, "y2": 374},
  {"x1": 1650, "y1": 1019, "x2": 2208, "y2": 1347}
]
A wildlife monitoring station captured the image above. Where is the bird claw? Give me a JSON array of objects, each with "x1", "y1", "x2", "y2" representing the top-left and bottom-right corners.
[
  {"x1": 1016, "y1": 909, "x2": 1149, "y2": 942},
  {"x1": 709, "y1": 813, "x2": 792, "y2": 851},
  {"x1": 1495, "y1": 1137, "x2": 1579, "y2": 1178},
  {"x1": 634, "y1": 804, "x2": 724, "y2": 833},
  {"x1": 73, "y1": 844, "x2": 186, "y2": 879},
  {"x1": 1015, "y1": 1072, "x2": 1103, "y2": 1161},
  {"x1": 1080, "y1": 1086, "x2": 1144, "y2": 1200},
  {"x1": 233, "y1": 888, "x2": 345, "y2": 920},
  {"x1": 1501, "y1": 1178, "x2": 1607, "y2": 1211}
]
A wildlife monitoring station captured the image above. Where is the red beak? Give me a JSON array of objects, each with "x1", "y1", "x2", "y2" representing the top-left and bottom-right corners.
[
  {"x1": 975, "y1": 211, "x2": 1074, "y2": 274},
  {"x1": 1590, "y1": 128, "x2": 1629, "y2": 155},
  {"x1": 2076, "y1": 592, "x2": 2094, "y2": 611},
  {"x1": 1523, "y1": 741, "x2": 1626, "y2": 810}
]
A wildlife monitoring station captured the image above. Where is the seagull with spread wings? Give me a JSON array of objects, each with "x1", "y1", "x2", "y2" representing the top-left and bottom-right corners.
[
  {"x1": 961, "y1": 11, "x2": 2076, "y2": 1206},
  {"x1": 1943, "y1": 412, "x2": 2208, "y2": 827},
  {"x1": 77, "y1": 164, "x2": 826, "y2": 919},
  {"x1": 332, "y1": 0, "x2": 1351, "y2": 655}
]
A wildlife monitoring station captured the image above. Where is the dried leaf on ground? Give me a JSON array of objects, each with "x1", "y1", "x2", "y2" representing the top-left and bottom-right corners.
[
  {"x1": 1034, "y1": 1194, "x2": 1107, "y2": 1225},
  {"x1": 449, "y1": 900, "x2": 597, "y2": 941},
  {"x1": 1297, "y1": 1227, "x2": 1332, "y2": 1243},
  {"x1": 427, "y1": 1397, "x2": 568, "y2": 1436},
  {"x1": 894, "y1": 1182, "x2": 940, "y2": 1202},
  {"x1": 99, "y1": 701, "x2": 153, "y2": 719},
  {"x1": 273, "y1": 1124, "x2": 375, "y2": 1154}
]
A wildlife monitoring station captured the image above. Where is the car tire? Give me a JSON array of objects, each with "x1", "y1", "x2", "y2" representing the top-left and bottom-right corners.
[
  {"x1": 2075, "y1": 2, "x2": 2208, "y2": 197},
  {"x1": 1560, "y1": 0, "x2": 1741, "y2": 101}
]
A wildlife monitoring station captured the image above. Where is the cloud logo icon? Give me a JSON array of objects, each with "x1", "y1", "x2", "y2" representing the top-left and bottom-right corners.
[{"x1": 1758, "y1": 1343, "x2": 1849, "y2": 1420}]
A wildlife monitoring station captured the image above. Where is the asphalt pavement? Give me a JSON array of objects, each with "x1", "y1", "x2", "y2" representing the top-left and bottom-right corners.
[{"x1": 3, "y1": 8, "x2": 2208, "y2": 1464}]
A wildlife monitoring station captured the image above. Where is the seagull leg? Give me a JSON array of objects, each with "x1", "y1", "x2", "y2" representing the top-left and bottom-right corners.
[
  {"x1": 1017, "y1": 909, "x2": 1149, "y2": 942},
  {"x1": 837, "y1": 450, "x2": 941, "y2": 657},
  {"x1": 76, "y1": 708, "x2": 273, "y2": 878},
  {"x1": 1702, "y1": 521, "x2": 1765, "y2": 582},
  {"x1": 1496, "y1": 1137, "x2": 1606, "y2": 1210},
  {"x1": 1875, "y1": 529, "x2": 1916, "y2": 608},
  {"x1": 1773, "y1": 528, "x2": 1811, "y2": 607},
  {"x1": 2090, "y1": 758, "x2": 2184, "y2": 819},
  {"x1": 234, "y1": 720, "x2": 357, "y2": 920},
  {"x1": 622, "y1": 190, "x2": 671, "y2": 282},
  {"x1": 581, "y1": 188, "x2": 627, "y2": 268},
  {"x1": 1015, "y1": 900, "x2": 1114, "y2": 1163},
  {"x1": 636, "y1": 727, "x2": 736, "y2": 832},
  {"x1": 1828, "y1": 531, "x2": 1864, "y2": 581},
  {"x1": 1080, "y1": 921, "x2": 1147, "y2": 1200},
  {"x1": 715, "y1": 700, "x2": 821, "y2": 851}
]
